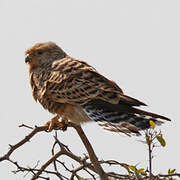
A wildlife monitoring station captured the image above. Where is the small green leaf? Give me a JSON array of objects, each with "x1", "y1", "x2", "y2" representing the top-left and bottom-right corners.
[
  {"x1": 128, "y1": 165, "x2": 136, "y2": 172},
  {"x1": 135, "y1": 171, "x2": 141, "y2": 178},
  {"x1": 171, "y1": 169, "x2": 176, "y2": 174},
  {"x1": 146, "y1": 135, "x2": 150, "y2": 145},
  {"x1": 168, "y1": 168, "x2": 176, "y2": 175},
  {"x1": 156, "y1": 134, "x2": 166, "y2": 147},
  {"x1": 76, "y1": 175, "x2": 87, "y2": 180},
  {"x1": 137, "y1": 168, "x2": 147, "y2": 175},
  {"x1": 149, "y1": 120, "x2": 156, "y2": 129}
]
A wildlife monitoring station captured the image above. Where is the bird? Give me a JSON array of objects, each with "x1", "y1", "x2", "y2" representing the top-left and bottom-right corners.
[{"x1": 25, "y1": 41, "x2": 170, "y2": 136}]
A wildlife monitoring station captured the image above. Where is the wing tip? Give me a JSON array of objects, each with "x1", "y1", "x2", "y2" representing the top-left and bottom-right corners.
[
  {"x1": 119, "y1": 94, "x2": 147, "y2": 107},
  {"x1": 134, "y1": 108, "x2": 171, "y2": 122}
]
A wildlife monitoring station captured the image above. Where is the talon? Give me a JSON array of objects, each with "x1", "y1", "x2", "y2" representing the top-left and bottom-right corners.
[
  {"x1": 45, "y1": 115, "x2": 60, "y2": 132},
  {"x1": 45, "y1": 115, "x2": 68, "y2": 132},
  {"x1": 57, "y1": 118, "x2": 68, "y2": 131},
  {"x1": 62, "y1": 123, "x2": 68, "y2": 131}
]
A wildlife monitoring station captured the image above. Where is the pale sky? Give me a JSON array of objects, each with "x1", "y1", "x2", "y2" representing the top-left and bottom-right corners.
[{"x1": 0, "y1": 0, "x2": 179, "y2": 179}]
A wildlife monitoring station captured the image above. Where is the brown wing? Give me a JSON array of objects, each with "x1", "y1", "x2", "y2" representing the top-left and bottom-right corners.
[{"x1": 42, "y1": 57, "x2": 146, "y2": 106}]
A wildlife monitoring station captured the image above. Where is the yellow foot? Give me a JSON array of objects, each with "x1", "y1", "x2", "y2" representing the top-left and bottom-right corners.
[{"x1": 45, "y1": 115, "x2": 68, "y2": 132}]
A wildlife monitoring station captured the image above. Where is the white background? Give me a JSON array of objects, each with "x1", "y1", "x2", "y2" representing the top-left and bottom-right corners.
[{"x1": 0, "y1": 0, "x2": 179, "y2": 179}]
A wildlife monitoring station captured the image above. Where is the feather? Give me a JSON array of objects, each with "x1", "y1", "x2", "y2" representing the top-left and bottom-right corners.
[{"x1": 83, "y1": 99, "x2": 170, "y2": 135}]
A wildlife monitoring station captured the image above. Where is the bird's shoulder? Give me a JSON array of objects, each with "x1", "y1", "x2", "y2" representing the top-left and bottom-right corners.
[
  {"x1": 49, "y1": 57, "x2": 121, "y2": 92},
  {"x1": 51, "y1": 56, "x2": 96, "y2": 74}
]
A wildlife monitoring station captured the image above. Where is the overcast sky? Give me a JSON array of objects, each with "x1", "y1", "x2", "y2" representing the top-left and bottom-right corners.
[{"x1": 0, "y1": 0, "x2": 179, "y2": 179}]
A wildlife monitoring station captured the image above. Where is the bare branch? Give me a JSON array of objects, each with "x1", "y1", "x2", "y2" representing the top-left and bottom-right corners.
[
  {"x1": 31, "y1": 149, "x2": 64, "y2": 179},
  {"x1": 69, "y1": 122, "x2": 108, "y2": 180},
  {"x1": 0, "y1": 122, "x2": 178, "y2": 180},
  {"x1": 0, "y1": 125, "x2": 48, "y2": 162}
]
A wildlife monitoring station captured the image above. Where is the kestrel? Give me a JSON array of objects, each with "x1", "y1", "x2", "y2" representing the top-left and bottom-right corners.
[{"x1": 25, "y1": 42, "x2": 170, "y2": 135}]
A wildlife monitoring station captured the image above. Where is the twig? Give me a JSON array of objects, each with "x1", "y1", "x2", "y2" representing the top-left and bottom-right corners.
[
  {"x1": 31, "y1": 149, "x2": 64, "y2": 180},
  {"x1": 158, "y1": 173, "x2": 180, "y2": 178},
  {"x1": 19, "y1": 124, "x2": 34, "y2": 129},
  {"x1": 148, "y1": 134, "x2": 153, "y2": 180},
  {"x1": 1, "y1": 123, "x2": 178, "y2": 180},
  {"x1": 69, "y1": 122, "x2": 108, "y2": 180},
  {"x1": 0, "y1": 125, "x2": 48, "y2": 162}
]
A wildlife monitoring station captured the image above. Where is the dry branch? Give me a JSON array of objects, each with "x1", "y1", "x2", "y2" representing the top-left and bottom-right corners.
[
  {"x1": 0, "y1": 123, "x2": 179, "y2": 180},
  {"x1": 0, "y1": 125, "x2": 48, "y2": 162}
]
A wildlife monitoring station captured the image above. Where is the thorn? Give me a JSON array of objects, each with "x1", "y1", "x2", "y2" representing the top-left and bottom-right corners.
[
  {"x1": 18, "y1": 124, "x2": 24, "y2": 128},
  {"x1": 9, "y1": 144, "x2": 13, "y2": 148}
]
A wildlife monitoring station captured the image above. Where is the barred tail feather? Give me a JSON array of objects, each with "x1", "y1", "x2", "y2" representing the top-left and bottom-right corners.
[{"x1": 83, "y1": 100, "x2": 170, "y2": 136}]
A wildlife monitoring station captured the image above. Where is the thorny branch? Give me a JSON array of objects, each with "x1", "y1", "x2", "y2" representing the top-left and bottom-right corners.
[
  {"x1": 0, "y1": 125, "x2": 48, "y2": 162},
  {"x1": 0, "y1": 123, "x2": 179, "y2": 180}
]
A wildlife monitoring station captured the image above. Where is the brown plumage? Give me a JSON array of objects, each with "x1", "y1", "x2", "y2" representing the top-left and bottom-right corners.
[{"x1": 25, "y1": 42, "x2": 170, "y2": 135}]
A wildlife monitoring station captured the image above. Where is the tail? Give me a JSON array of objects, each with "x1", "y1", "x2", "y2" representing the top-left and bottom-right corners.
[{"x1": 83, "y1": 100, "x2": 171, "y2": 136}]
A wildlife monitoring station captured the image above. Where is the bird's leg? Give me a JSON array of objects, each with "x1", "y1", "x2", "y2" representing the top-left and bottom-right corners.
[{"x1": 45, "y1": 115, "x2": 68, "y2": 132}]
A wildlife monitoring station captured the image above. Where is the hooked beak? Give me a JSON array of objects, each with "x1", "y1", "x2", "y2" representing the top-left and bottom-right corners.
[{"x1": 25, "y1": 55, "x2": 31, "y2": 63}]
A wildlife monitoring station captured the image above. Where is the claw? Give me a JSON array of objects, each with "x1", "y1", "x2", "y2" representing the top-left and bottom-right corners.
[{"x1": 45, "y1": 115, "x2": 68, "y2": 132}]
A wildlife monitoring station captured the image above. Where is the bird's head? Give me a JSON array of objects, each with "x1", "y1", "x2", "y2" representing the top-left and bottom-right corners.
[{"x1": 25, "y1": 42, "x2": 67, "y2": 70}]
